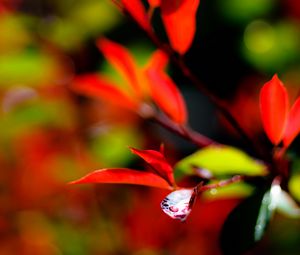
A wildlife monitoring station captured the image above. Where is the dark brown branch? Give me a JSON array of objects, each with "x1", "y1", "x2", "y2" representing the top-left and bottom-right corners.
[
  {"x1": 151, "y1": 113, "x2": 217, "y2": 148},
  {"x1": 200, "y1": 175, "x2": 243, "y2": 192}
]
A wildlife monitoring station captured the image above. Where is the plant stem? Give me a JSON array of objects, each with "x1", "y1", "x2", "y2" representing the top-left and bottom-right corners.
[
  {"x1": 151, "y1": 113, "x2": 217, "y2": 148},
  {"x1": 200, "y1": 175, "x2": 243, "y2": 192}
]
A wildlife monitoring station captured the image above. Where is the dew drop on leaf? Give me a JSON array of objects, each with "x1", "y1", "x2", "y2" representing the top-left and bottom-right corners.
[{"x1": 160, "y1": 188, "x2": 197, "y2": 221}]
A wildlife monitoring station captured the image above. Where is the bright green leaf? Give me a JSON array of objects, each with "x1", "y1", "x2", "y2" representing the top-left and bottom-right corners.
[
  {"x1": 175, "y1": 145, "x2": 267, "y2": 177},
  {"x1": 203, "y1": 181, "x2": 254, "y2": 200}
]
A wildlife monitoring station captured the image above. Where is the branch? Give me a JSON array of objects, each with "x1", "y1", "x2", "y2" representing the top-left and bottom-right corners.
[
  {"x1": 200, "y1": 175, "x2": 243, "y2": 192},
  {"x1": 118, "y1": 4, "x2": 265, "y2": 159},
  {"x1": 150, "y1": 113, "x2": 217, "y2": 148}
]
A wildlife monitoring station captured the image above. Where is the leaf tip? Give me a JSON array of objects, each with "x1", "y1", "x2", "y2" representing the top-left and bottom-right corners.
[{"x1": 259, "y1": 74, "x2": 289, "y2": 145}]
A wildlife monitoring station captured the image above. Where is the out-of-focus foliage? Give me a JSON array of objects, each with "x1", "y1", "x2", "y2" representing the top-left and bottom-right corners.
[
  {"x1": 218, "y1": 0, "x2": 275, "y2": 23},
  {"x1": 38, "y1": 0, "x2": 122, "y2": 50},
  {"x1": 288, "y1": 159, "x2": 300, "y2": 202},
  {"x1": 1, "y1": 0, "x2": 300, "y2": 255},
  {"x1": 243, "y1": 20, "x2": 300, "y2": 72}
]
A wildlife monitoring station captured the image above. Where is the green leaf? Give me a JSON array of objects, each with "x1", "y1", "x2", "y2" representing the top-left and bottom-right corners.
[
  {"x1": 289, "y1": 174, "x2": 300, "y2": 203},
  {"x1": 175, "y1": 145, "x2": 267, "y2": 178},
  {"x1": 254, "y1": 188, "x2": 273, "y2": 241},
  {"x1": 220, "y1": 185, "x2": 274, "y2": 255},
  {"x1": 203, "y1": 182, "x2": 254, "y2": 200}
]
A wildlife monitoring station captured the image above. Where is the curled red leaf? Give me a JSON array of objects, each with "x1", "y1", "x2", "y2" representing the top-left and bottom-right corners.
[
  {"x1": 283, "y1": 97, "x2": 300, "y2": 147},
  {"x1": 69, "y1": 168, "x2": 173, "y2": 190},
  {"x1": 130, "y1": 147, "x2": 175, "y2": 186},
  {"x1": 161, "y1": 0, "x2": 200, "y2": 54},
  {"x1": 72, "y1": 74, "x2": 139, "y2": 110},
  {"x1": 260, "y1": 74, "x2": 289, "y2": 145}
]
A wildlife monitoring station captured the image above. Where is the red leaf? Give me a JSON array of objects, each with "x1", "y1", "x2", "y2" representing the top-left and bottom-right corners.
[
  {"x1": 161, "y1": 0, "x2": 200, "y2": 54},
  {"x1": 97, "y1": 38, "x2": 142, "y2": 97},
  {"x1": 121, "y1": 0, "x2": 151, "y2": 31},
  {"x1": 260, "y1": 74, "x2": 289, "y2": 145},
  {"x1": 283, "y1": 97, "x2": 300, "y2": 147},
  {"x1": 146, "y1": 50, "x2": 169, "y2": 71},
  {"x1": 69, "y1": 168, "x2": 173, "y2": 190},
  {"x1": 146, "y1": 68, "x2": 187, "y2": 124},
  {"x1": 72, "y1": 74, "x2": 139, "y2": 110},
  {"x1": 130, "y1": 147, "x2": 175, "y2": 186},
  {"x1": 148, "y1": 0, "x2": 161, "y2": 8}
]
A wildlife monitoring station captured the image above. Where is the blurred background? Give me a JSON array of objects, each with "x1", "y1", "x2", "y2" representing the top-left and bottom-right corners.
[{"x1": 0, "y1": 0, "x2": 300, "y2": 254}]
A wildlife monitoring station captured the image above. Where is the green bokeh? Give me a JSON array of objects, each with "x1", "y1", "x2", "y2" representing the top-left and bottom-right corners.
[
  {"x1": 89, "y1": 126, "x2": 142, "y2": 167},
  {"x1": 242, "y1": 21, "x2": 300, "y2": 73},
  {"x1": 38, "y1": 0, "x2": 122, "y2": 50},
  {"x1": 218, "y1": 0, "x2": 275, "y2": 23},
  {"x1": 0, "y1": 49, "x2": 60, "y2": 87}
]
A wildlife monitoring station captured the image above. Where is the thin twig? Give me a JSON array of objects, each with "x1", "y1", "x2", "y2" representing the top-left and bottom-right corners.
[
  {"x1": 151, "y1": 113, "x2": 217, "y2": 148},
  {"x1": 200, "y1": 175, "x2": 243, "y2": 192}
]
